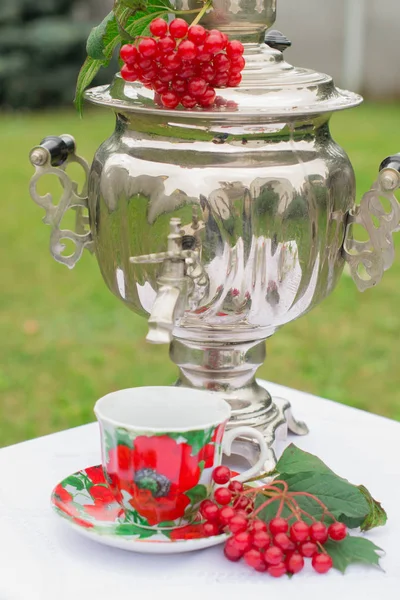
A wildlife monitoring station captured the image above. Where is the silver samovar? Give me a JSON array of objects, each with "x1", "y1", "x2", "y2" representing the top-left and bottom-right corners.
[{"x1": 28, "y1": 0, "x2": 400, "y2": 460}]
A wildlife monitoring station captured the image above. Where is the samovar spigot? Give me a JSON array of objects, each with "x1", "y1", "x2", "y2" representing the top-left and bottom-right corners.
[{"x1": 129, "y1": 218, "x2": 209, "y2": 344}]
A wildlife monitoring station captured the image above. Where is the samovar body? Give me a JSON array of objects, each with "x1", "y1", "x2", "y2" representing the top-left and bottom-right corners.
[{"x1": 28, "y1": 0, "x2": 400, "y2": 456}]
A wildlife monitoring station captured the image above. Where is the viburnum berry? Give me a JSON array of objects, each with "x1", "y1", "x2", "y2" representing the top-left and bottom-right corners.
[
  {"x1": 204, "y1": 33, "x2": 225, "y2": 55},
  {"x1": 177, "y1": 39, "x2": 198, "y2": 61},
  {"x1": 310, "y1": 522, "x2": 329, "y2": 543},
  {"x1": 120, "y1": 44, "x2": 138, "y2": 65},
  {"x1": 180, "y1": 94, "x2": 197, "y2": 109},
  {"x1": 228, "y1": 515, "x2": 248, "y2": 534},
  {"x1": 120, "y1": 65, "x2": 138, "y2": 82},
  {"x1": 244, "y1": 549, "x2": 267, "y2": 572},
  {"x1": 312, "y1": 553, "x2": 333, "y2": 574},
  {"x1": 169, "y1": 18, "x2": 189, "y2": 39},
  {"x1": 228, "y1": 480, "x2": 244, "y2": 494},
  {"x1": 203, "y1": 521, "x2": 220, "y2": 537},
  {"x1": 161, "y1": 52, "x2": 181, "y2": 71},
  {"x1": 213, "y1": 53, "x2": 230, "y2": 72},
  {"x1": 264, "y1": 545, "x2": 284, "y2": 566},
  {"x1": 286, "y1": 552, "x2": 305, "y2": 574},
  {"x1": 299, "y1": 541, "x2": 318, "y2": 557},
  {"x1": 249, "y1": 519, "x2": 268, "y2": 534},
  {"x1": 214, "y1": 487, "x2": 233, "y2": 506},
  {"x1": 252, "y1": 531, "x2": 271, "y2": 550},
  {"x1": 290, "y1": 521, "x2": 310, "y2": 543},
  {"x1": 119, "y1": 17, "x2": 246, "y2": 109},
  {"x1": 160, "y1": 91, "x2": 180, "y2": 109},
  {"x1": 158, "y1": 68, "x2": 175, "y2": 83},
  {"x1": 226, "y1": 40, "x2": 244, "y2": 57},
  {"x1": 200, "y1": 499, "x2": 219, "y2": 522},
  {"x1": 196, "y1": 46, "x2": 212, "y2": 62},
  {"x1": 233, "y1": 495, "x2": 251, "y2": 511},
  {"x1": 187, "y1": 77, "x2": 207, "y2": 97},
  {"x1": 149, "y1": 17, "x2": 168, "y2": 38},
  {"x1": 158, "y1": 36, "x2": 176, "y2": 53},
  {"x1": 233, "y1": 531, "x2": 253, "y2": 553},
  {"x1": 269, "y1": 517, "x2": 289, "y2": 535},
  {"x1": 218, "y1": 506, "x2": 236, "y2": 526},
  {"x1": 328, "y1": 522, "x2": 347, "y2": 541},
  {"x1": 153, "y1": 79, "x2": 169, "y2": 94},
  {"x1": 267, "y1": 562, "x2": 287, "y2": 578},
  {"x1": 224, "y1": 537, "x2": 244, "y2": 562},
  {"x1": 138, "y1": 37, "x2": 158, "y2": 58},
  {"x1": 273, "y1": 532, "x2": 296, "y2": 552},
  {"x1": 212, "y1": 466, "x2": 231, "y2": 485},
  {"x1": 188, "y1": 25, "x2": 207, "y2": 45}
]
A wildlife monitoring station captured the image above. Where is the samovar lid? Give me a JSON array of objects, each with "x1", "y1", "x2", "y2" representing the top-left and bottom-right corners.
[{"x1": 85, "y1": 29, "x2": 362, "y2": 120}]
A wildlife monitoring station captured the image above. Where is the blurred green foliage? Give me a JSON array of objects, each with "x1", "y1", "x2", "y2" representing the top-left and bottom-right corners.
[
  {"x1": 0, "y1": 0, "x2": 114, "y2": 108},
  {"x1": 0, "y1": 102, "x2": 400, "y2": 448}
]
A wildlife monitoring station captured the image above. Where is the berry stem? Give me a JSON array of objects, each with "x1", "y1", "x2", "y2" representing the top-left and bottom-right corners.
[
  {"x1": 289, "y1": 492, "x2": 337, "y2": 521},
  {"x1": 190, "y1": 0, "x2": 213, "y2": 28}
]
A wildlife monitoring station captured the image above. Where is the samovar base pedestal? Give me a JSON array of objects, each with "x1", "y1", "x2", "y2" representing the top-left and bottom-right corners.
[{"x1": 171, "y1": 337, "x2": 309, "y2": 468}]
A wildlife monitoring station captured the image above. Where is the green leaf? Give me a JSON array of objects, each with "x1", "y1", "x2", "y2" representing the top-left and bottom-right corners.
[
  {"x1": 114, "y1": 523, "x2": 155, "y2": 538},
  {"x1": 325, "y1": 536, "x2": 384, "y2": 573},
  {"x1": 159, "y1": 428, "x2": 214, "y2": 455},
  {"x1": 358, "y1": 485, "x2": 387, "y2": 531},
  {"x1": 185, "y1": 484, "x2": 208, "y2": 505},
  {"x1": 74, "y1": 56, "x2": 108, "y2": 115},
  {"x1": 282, "y1": 471, "x2": 369, "y2": 522},
  {"x1": 276, "y1": 444, "x2": 336, "y2": 477},
  {"x1": 274, "y1": 445, "x2": 387, "y2": 531},
  {"x1": 63, "y1": 475, "x2": 85, "y2": 491},
  {"x1": 86, "y1": 11, "x2": 118, "y2": 60},
  {"x1": 119, "y1": 0, "x2": 148, "y2": 10}
]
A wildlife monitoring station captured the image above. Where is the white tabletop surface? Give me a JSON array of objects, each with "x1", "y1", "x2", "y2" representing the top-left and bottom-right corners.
[{"x1": 1, "y1": 380, "x2": 399, "y2": 600}]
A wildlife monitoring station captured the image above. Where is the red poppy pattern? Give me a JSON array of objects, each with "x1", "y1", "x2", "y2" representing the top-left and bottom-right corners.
[
  {"x1": 51, "y1": 422, "x2": 229, "y2": 537},
  {"x1": 106, "y1": 435, "x2": 202, "y2": 525}
]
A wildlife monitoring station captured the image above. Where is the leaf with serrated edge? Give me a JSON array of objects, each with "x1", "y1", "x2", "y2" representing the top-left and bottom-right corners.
[
  {"x1": 275, "y1": 445, "x2": 387, "y2": 531},
  {"x1": 281, "y1": 471, "x2": 369, "y2": 522},
  {"x1": 276, "y1": 444, "x2": 336, "y2": 477},
  {"x1": 325, "y1": 536, "x2": 384, "y2": 573},
  {"x1": 86, "y1": 12, "x2": 118, "y2": 59}
]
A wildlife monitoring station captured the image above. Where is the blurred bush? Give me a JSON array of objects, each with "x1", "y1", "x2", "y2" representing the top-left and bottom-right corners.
[{"x1": 0, "y1": 0, "x2": 113, "y2": 109}]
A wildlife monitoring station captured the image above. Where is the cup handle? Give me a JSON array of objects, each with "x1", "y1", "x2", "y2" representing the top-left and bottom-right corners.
[{"x1": 222, "y1": 426, "x2": 274, "y2": 483}]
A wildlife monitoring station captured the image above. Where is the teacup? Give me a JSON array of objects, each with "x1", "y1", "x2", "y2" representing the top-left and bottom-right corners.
[{"x1": 94, "y1": 386, "x2": 270, "y2": 530}]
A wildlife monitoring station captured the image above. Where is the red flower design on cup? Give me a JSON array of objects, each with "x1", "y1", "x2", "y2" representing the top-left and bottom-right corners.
[{"x1": 106, "y1": 435, "x2": 201, "y2": 526}]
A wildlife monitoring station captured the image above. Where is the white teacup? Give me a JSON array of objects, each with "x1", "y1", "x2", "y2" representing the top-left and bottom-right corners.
[{"x1": 94, "y1": 386, "x2": 270, "y2": 530}]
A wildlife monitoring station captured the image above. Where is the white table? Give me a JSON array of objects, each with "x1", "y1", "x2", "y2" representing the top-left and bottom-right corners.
[{"x1": 1, "y1": 381, "x2": 399, "y2": 600}]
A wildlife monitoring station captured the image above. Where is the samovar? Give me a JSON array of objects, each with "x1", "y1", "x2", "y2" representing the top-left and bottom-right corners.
[{"x1": 28, "y1": 0, "x2": 400, "y2": 460}]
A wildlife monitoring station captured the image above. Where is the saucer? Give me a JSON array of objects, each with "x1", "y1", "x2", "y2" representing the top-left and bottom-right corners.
[{"x1": 51, "y1": 465, "x2": 229, "y2": 554}]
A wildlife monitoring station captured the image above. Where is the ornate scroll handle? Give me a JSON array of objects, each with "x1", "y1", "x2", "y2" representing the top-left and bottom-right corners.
[
  {"x1": 342, "y1": 155, "x2": 400, "y2": 292},
  {"x1": 29, "y1": 135, "x2": 93, "y2": 269}
]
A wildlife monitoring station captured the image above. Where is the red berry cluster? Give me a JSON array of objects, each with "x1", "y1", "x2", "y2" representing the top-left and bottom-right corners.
[
  {"x1": 200, "y1": 466, "x2": 348, "y2": 577},
  {"x1": 119, "y1": 18, "x2": 245, "y2": 109}
]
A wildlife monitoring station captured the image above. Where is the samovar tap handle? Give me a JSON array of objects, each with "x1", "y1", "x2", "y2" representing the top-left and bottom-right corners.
[
  {"x1": 29, "y1": 135, "x2": 93, "y2": 269},
  {"x1": 129, "y1": 218, "x2": 209, "y2": 344},
  {"x1": 342, "y1": 154, "x2": 400, "y2": 291}
]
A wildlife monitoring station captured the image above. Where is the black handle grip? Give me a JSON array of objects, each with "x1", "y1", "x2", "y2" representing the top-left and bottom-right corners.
[
  {"x1": 39, "y1": 135, "x2": 75, "y2": 167},
  {"x1": 379, "y1": 153, "x2": 400, "y2": 173},
  {"x1": 264, "y1": 30, "x2": 292, "y2": 52}
]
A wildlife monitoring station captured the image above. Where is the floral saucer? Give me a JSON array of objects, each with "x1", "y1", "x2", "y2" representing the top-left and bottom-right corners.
[{"x1": 51, "y1": 465, "x2": 229, "y2": 554}]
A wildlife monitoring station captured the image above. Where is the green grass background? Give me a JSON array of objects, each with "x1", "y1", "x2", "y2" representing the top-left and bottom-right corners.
[{"x1": 1, "y1": 103, "x2": 400, "y2": 447}]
